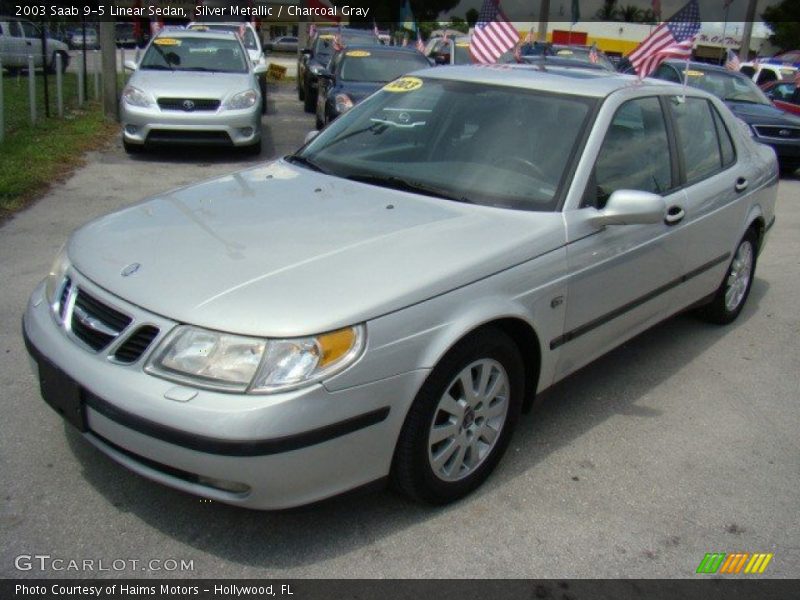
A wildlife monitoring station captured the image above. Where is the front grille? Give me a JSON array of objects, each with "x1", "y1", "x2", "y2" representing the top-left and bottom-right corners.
[
  {"x1": 157, "y1": 98, "x2": 221, "y2": 112},
  {"x1": 114, "y1": 326, "x2": 160, "y2": 363},
  {"x1": 146, "y1": 130, "x2": 232, "y2": 146},
  {"x1": 70, "y1": 289, "x2": 132, "y2": 351},
  {"x1": 754, "y1": 125, "x2": 800, "y2": 140},
  {"x1": 58, "y1": 277, "x2": 72, "y2": 321}
]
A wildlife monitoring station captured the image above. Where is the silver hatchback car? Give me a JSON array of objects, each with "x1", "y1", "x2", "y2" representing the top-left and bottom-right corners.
[
  {"x1": 25, "y1": 66, "x2": 777, "y2": 509},
  {"x1": 120, "y1": 29, "x2": 265, "y2": 154}
]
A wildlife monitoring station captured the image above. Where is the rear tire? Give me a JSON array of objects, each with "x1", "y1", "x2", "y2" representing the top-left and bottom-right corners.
[
  {"x1": 391, "y1": 327, "x2": 524, "y2": 505},
  {"x1": 303, "y1": 84, "x2": 316, "y2": 113},
  {"x1": 697, "y1": 229, "x2": 758, "y2": 325},
  {"x1": 242, "y1": 139, "x2": 262, "y2": 157},
  {"x1": 123, "y1": 139, "x2": 143, "y2": 154}
]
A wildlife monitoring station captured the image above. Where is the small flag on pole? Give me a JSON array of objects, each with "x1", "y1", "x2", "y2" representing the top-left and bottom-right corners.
[
  {"x1": 724, "y1": 48, "x2": 741, "y2": 71},
  {"x1": 628, "y1": 0, "x2": 701, "y2": 78},
  {"x1": 470, "y1": 0, "x2": 518, "y2": 64},
  {"x1": 416, "y1": 31, "x2": 425, "y2": 53}
]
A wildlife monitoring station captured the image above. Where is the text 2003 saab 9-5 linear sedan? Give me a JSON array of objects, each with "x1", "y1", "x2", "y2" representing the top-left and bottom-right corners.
[{"x1": 24, "y1": 66, "x2": 777, "y2": 509}]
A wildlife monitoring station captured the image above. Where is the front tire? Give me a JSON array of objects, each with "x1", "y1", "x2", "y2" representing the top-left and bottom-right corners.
[
  {"x1": 697, "y1": 229, "x2": 758, "y2": 325},
  {"x1": 391, "y1": 327, "x2": 524, "y2": 504},
  {"x1": 303, "y1": 81, "x2": 316, "y2": 113}
]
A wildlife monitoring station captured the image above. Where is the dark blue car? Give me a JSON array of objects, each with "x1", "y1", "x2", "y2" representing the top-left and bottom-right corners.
[
  {"x1": 315, "y1": 45, "x2": 431, "y2": 129},
  {"x1": 650, "y1": 60, "x2": 800, "y2": 174}
]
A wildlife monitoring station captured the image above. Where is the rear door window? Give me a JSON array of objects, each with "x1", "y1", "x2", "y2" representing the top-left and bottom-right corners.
[{"x1": 669, "y1": 97, "x2": 724, "y2": 183}]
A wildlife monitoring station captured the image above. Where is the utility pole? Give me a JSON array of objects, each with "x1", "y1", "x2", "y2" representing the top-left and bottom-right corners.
[
  {"x1": 537, "y1": 0, "x2": 550, "y2": 42},
  {"x1": 739, "y1": 0, "x2": 758, "y2": 60},
  {"x1": 99, "y1": 22, "x2": 118, "y2": 121}
]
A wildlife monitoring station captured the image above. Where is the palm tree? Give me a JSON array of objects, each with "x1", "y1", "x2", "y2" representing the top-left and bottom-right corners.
[
  {"x1": 618, "y1": 5, "x2": 644, "y2": 22},
  {"x1": 595, "y1": 0, "x2": 619, "y2": 20}
]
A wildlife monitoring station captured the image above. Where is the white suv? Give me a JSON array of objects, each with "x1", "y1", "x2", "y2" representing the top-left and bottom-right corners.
[
  {"x1": 739, "y1": 61, "x2": 798, "y2": 87},
  {"x1": 0, "y1": 16, "x2": 70, "y2": 73}
]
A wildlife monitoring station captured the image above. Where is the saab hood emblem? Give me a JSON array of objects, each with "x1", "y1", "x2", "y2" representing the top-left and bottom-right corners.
[{"x1": 121, "y1": 263, "x2": 141, "y2": 277}]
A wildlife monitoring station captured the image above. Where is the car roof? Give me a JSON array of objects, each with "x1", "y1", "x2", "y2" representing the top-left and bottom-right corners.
[
  {"x1": 155, "y1": 29, "x2": 240, "y2": 42},
  {"x1": 187, "y1": 22, "x2": 256, "y2": 30},
  {"x1": 416, "y1": 64, "x2": 679, "y2": 98},
  {"x1": 339, "y1": 45, "x2": 424, "y2": 56}
]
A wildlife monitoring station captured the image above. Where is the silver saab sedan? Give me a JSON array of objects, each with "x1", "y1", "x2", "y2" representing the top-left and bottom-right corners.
[
  {"x1": 24, "y1": 66, "x2": 777, "y2": 509},
  {"x1": 120, "y1": 29, "x2": 265, "y2": 154}
]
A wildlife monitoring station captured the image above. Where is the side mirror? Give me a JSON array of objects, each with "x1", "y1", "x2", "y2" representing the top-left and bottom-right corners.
[
  {"x1": 304, "y1": 130, "x2": 320, "y2": 144},
  {"x1": 302, "y1": 48, "x2": 312, "y2": 55},
  {"x1": 124, "y1": 59, "x2": 138, "y2": 71},
  {"x1": 253, "y1": 63, "x2": 267, "y2": 75},
  {"x1": 317, "y1": 68, "x2": 332, "y2": 80},
  {"x1": 589, "y1": 190, "x2": 666, "y2": 227},
  {"x1": 434, "y1": 53, "x2": 449, "y2": 65}
]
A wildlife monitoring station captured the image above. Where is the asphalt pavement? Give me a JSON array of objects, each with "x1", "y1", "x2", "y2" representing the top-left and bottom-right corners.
[{"x1": 1, "y1": 84, "x2": 798, "y2": 579}]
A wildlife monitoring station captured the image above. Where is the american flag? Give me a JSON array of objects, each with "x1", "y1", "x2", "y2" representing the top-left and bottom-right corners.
[
  {"x1": 724, "y1": 48, "x2": 741, "y2": 71},
  {"x1": 470, "y1": 0, "x2": 519, "y2": 64},
  {"x1": 416, "y1": 32, "x2": 425, "y2": 53},
  {"x1": 628, "y1": 0, "x2": 700, "y2": 78},
  {"x1": 589, "y1": 43, "x2": 598, "y2": 64}
]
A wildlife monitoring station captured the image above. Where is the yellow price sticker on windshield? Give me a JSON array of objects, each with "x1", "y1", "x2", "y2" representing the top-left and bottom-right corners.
[
  {"x1": 383, "y1": 76, "x2": 423, "y2": 93},
  {"x1": 318, "y1": 34, "x2": 335, "y2": 40},
  {"x1": 154, "y1": 38, "x2": 181, "y2": 46},
  {"x1": 188, "y1": 25, "x2": 209, "y2": 31},
  {"x1": 346, "y1": 50, "x2": 371, "y2": 57},
  {"x1": 456, "y1": 42, "x2": 470, "y2": 48},
  {"x1": 556, "y1": 49, "x2": 574, "y2": 56},
  {"x1": 684, "y1": 69, "x2": 705, "y2": 77}
]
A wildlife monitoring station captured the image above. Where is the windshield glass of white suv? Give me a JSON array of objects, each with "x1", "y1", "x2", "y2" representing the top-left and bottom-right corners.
[
  {"x1": 141, "y1": 37, "x2": 248, "y2": 73},
  {"x1": 684, "y1": 69, "x2": 770, "y2": 105},
  {"x1": 298, "y1": 78, "x2": 594, "y2": 211}
]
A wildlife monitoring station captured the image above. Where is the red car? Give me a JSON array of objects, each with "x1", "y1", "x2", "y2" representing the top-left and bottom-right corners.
[{"x1": 762, "y1": 80, "x2": 800, "y2": 116}]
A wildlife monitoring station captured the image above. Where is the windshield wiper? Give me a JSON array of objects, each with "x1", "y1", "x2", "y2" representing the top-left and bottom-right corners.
[
  {"x1": 723, "y1": 97, "x2": 762, "y2": 105},
  {"x1": 285, "y1": 154, "x2": 329, "y2": 174},
  {"x1": 141, "y1": 64, "x2": 172, "y2": 71},
  {"x1": 345, "y1": 174, "x2": 472, "y2": 204}
]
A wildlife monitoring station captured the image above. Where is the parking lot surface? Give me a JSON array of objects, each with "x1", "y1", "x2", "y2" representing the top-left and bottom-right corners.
[{"x1": 1, "y1": 84, "x2": 798, "y2": 579}]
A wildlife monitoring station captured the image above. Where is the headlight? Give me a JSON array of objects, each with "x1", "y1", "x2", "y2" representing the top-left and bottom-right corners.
[
  {"x1": 309, "y1": 64, "x2": 324, "y2": 75},
  {"x1": 224, "y1": 89, "x2": 258, "y2": 110},
  {"x1": 146, "y1": 324, "x2": 365, "y2": 393},
  {"x1": 335, "y1": 93, "x2": 354, "y2": 114},
  {"x1": 45, "y1": 245, "x2": 70, "y2": 313},
  {"x1": 121, "y1": 85, "x2": 152, "y2": 108}
]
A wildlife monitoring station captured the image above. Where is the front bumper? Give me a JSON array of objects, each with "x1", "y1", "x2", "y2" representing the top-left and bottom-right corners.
[
  {"x1": 23, "y1": 276, "x2": 428, "y2": 509},
  {"x1": 120, "y1": 101, "x2": 261, "y2": 148}
]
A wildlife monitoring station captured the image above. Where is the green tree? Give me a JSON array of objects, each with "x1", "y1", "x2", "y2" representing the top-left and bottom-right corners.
[
  {"x1": 466, "y1": 8, "x2": 479, "y2": 28},
  {"x1": 762, "y1": 0, "x2": 800, "y2": 52},
  {"x1": 618, "y1": 5, "x2": 643, "y2": 22},
  {"x1": 595, "y1": 0, "x2": 619, "y2": 20},
  {"x1": 448, "y1": 16, "x2": 469, "y2": 34}
]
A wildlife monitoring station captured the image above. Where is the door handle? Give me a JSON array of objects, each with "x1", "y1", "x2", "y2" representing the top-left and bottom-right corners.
[
  {"x1": 735, "y1": 177, "x2": 748, "y2": 192},
  {"x1": 664, "y1": 205, "x2": 685, "y2": 225}
]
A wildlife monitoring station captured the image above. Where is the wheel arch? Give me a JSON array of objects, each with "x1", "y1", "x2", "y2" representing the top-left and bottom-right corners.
[{"x1": 421, "y1": 314, "x2": 543, "y2": 415}]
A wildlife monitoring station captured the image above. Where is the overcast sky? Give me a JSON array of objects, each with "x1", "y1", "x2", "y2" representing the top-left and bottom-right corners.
[{"x1": 444, "y1": 0, "x2": 784, "y2": 22}]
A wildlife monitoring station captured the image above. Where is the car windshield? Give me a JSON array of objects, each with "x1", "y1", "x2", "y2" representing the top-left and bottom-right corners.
[
  {"x1": 296, "y1": 78, "x2": 594, "y2": 211},
  {"x1": 683, "y1": 68, "x2": 770, "y2": 105},
  {"x1": 315, "y1": 34, "x2": 377, "y2": 61},
  {"x1": 339, "y1": 52, "x2": 430, "y2": 82},
  {"x1": 141, "y1": 36, "x2": 248, "y2": 73},
  {"x1": 188, "y1": 24, "x2": 257, "y2": 50}
]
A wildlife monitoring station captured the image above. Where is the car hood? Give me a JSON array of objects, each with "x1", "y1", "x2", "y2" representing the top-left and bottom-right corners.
[
  {"x1": 129, "y1": 70, "x2": 254, "y2": 99},
  {"x1": 726, "y1": 101, "x2": 800, "y2": 125},
  {"x1": 68, "y1": 161, "x2": 564, "y2": 337}
]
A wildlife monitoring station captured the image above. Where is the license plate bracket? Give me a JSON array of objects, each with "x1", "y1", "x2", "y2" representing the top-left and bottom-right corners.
[{"x1": 38, "y1": 358, "x2": 87, "y2": 432}]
